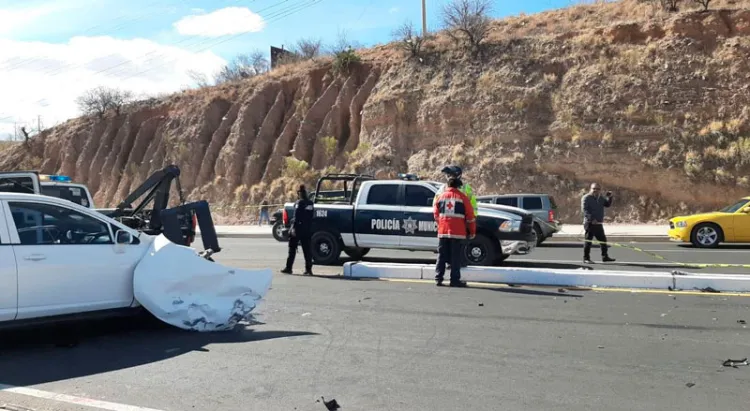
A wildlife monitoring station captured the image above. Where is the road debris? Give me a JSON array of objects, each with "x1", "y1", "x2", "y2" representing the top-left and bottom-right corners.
[
  {"x1": 694, "y1": 287, "x2": 720, "y2": 293},
  {"x1": 1, "y1": 404, "x2": 35, "y2": 411},
  {"x1": 317, "y1": 396, "x2": 341, "y2": 410},
  {"x1": 302, "y1": 312, "x2": 312, "y2": 317},
  {"x1": 722, "y1": 358, "x2": 749, "y2": 368},
  {"x1": 478, "y1": 303, "x2": 484, "y2": 307},
  {"x1": 685, "y1": 382, "x2": 695, "y2": 388},
  {"x1": 738, "y1": 320, "x2": 746, "y2": 324}
]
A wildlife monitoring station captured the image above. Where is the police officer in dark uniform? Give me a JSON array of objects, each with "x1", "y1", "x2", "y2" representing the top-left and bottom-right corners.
[{"x1": 281, "y1": 184, "x2": 315, "y2": 275}]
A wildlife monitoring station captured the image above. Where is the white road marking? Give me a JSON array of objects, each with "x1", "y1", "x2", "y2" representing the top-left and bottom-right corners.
[{"x1": 0, "y1": 384, "x2": 165, "y2": 411}]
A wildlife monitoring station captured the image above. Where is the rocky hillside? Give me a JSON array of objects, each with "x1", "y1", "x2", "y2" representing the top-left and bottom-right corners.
[{"x1": 2, "y1": 0, "x2": 750, "y2": 224}]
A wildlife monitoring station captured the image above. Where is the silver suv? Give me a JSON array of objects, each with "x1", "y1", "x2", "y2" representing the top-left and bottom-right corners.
[{"x1": 477, "y1": 194, "x2": 562, "y2": 245}]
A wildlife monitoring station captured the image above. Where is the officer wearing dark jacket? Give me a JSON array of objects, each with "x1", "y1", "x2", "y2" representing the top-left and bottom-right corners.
[
  {"x1": 582, "y1": 182, "x2": 616, "y2": 264},
  {"x1": 282, "y1": 185, "x2": 315, "y2": 275}
]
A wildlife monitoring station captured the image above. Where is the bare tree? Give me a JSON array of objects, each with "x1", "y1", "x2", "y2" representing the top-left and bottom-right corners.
[
  {"x1": 19, "y1": 126, "x2": 30, "y2": 144},
  {"x1": 75, "y1": 86, "x2": 134, "y2": 118},
  {"x1": 214, "y1": 50, "x2": 270, "y2": 84},
  {"x1": 249, "y1": 50, "x2": 270, "y2": 75},
  {"x1": 392, "y1": 20, "x2": 424, "y2": 59},
  {"x1": 662, "y1": 0, "x2": 681, "y2": 11},
  {"x1": 693, "y1": 0, "x2": 710, "y2": 11},
  {"x1": 325, "y1": 29, "x2": 362, "y2": 56},
  {"x1": 187, "y1": 70, "x2": 211, "y2": 88},
  {"x1": 441, "y1": 0, "x2": 494, "y2": 58},
  {"x1": 295, "y1": 38, "x2": 323, "y2": 59},
  {"x1": 639, "y1": 0, "x2": 682, "y2": 12}
]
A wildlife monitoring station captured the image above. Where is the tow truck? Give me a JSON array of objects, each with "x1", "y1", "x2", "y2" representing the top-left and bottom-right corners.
[
  {"x1": 280, "y1": 173, "x2": 537, "y2": 266},
  {"x1": 0, "y1": 166, "x2": 221, "y2": 260}
]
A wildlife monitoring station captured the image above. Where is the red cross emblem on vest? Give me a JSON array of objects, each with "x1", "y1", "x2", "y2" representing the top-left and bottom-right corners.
[{"x1": 445, "y1": 199, "x2": 456, "y2": 213}]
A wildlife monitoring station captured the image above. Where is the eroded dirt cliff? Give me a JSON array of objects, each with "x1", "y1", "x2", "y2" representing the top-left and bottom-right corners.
[{"x1": 2, "y1": 1, "x2": 750, "y2": 224}]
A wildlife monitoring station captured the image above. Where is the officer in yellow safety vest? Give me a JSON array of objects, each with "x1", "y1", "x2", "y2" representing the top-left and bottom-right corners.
[{"x1": 434, "y1": 165, "x2": 478, "y2": 267}]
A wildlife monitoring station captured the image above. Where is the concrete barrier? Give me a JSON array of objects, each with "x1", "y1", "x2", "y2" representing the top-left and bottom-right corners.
[
  {"x1": 342, "y1": 262, "x2": 424, "y2": 279},
  {"x1": 342, "y1": 262, "x2": 750, "y2": 292}
]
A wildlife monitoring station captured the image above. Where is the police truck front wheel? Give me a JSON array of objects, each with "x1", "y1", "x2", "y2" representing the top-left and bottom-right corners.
[
  {"x1": 463, "y1": 234, "x2": 499, "y2": 266},
  {"x1": 311, "y1": 231, "x2": 342, "y2": 265},
  {"x1": 272, "y1": 221, "x2": 288, "y2": 242}
]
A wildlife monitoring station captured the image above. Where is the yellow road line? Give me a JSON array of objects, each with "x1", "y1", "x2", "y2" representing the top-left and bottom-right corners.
[{"x1": 369, "y1": 277, "x2": 750, "y2": 297}]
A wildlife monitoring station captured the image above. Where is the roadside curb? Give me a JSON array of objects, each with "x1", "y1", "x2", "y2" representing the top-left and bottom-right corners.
[{"x1": 342, "y1": 262, "x2": 750, "y2": 292}]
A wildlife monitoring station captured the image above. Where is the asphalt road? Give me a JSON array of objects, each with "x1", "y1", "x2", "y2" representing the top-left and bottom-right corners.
[
  {"x1": 2, "y1": 239, "x2": 750, "y2": 411},
  {"x1": 216, "y1": 238, "x2": 750, "y2": 275}
]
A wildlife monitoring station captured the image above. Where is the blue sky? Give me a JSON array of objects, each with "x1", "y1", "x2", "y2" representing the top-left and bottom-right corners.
[
  {"x1": 2, "y1": 0, "x2": 575, "y2": 60},
  {"x1": 0, "y1": 0, "x2": 575, "y2": 138}
]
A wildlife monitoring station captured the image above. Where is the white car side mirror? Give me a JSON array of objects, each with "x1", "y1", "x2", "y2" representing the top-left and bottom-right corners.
[{"x1": 115, "y1": 230, "x2": 133, "y2": 245}]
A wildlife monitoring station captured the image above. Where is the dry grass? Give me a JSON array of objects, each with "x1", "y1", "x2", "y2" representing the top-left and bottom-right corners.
[{"x1": 0, "y1": 140, "x2": 19, "y2": 152}]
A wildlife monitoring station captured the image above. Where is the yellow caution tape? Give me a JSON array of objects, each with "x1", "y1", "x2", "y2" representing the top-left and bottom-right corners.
[{"x1": 577, "y1": 235, "x2": 750, "y2": 269}]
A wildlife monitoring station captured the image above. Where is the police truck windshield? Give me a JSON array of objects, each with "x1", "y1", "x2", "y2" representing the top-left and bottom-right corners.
[{"x1": 40, "y1": 185, "x2": 91, "y2": 207}]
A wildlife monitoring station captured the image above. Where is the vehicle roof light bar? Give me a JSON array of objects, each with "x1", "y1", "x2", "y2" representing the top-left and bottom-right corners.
[{"x1": 39, "y1": 174, "x2": 72, "y2": 182}]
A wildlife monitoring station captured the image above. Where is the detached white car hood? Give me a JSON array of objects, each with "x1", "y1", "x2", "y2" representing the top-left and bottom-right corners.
[{"x1": 133, "y1": 235, "x2": 272, "y2": 332}]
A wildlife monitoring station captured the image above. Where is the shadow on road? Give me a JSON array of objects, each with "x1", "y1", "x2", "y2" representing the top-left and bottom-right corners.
[
  {"x1": 325, "y1": 257, "x2": 594, "y2": 271},
  {"x1": 308, "y1": 274, "x2": 585, "y2": 298},
  {"x1": 0, "y1": 315, "x2": 318, "y2": 387},
  {"x1": 479, "y1": 286, "x2": 583, "y2": 298},
  {"x1": 536, "y1": 243, "x2": 583, "y2": 248}
]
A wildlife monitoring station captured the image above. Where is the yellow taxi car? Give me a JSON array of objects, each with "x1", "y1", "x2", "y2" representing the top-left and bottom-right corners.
[{"x1": 668, "y1": 197, "x2": 750, "y2": 247}]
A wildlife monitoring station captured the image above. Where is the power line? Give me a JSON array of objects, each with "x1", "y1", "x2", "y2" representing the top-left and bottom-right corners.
[
  {"x1": 5, "y1": 0, "x2": 277, "y2": 77},
  {"x1": 1, "y1": 0, "x2": 191, "y2": 72},
  {"x1": 19, "y1": 0, "x2": 325, "y2": 108},
  {"x1": 12, "y1": 0, "x2": 244, "y2": 76},
  {"x1": 115, "y1": 0, "x2": 325, "y2": 83}
]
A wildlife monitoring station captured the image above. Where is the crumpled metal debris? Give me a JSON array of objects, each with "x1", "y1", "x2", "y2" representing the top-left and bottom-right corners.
[
  {"x1": 695, "y1": 286, "x2": 720, "y2": 293},
  {"x1": 722, "y1": 358, "x2": 749, "y2": 368},
  {"x1": 317, "y1": 396, "x2": 340, "y2": 410}
]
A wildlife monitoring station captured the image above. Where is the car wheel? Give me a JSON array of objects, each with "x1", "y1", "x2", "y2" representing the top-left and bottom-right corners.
[
  {"x1": 311, "y1": 231, "x2": 342, "y2": 265},
  {"x1": 533, "y1": 223, "x2": 545, "y2": 246},
  {"x1": 272, "y1": 221, "x2": 288, "y2": 242},
  {"x1": 464, "y1": 234, "x2": 499, "y2": 266},
  {"x1": 691, "y1": 223, "x2": 722, "y2": 248},
  {"x1": 344, "y1": 247, "x2": 370, "y2": 260}
]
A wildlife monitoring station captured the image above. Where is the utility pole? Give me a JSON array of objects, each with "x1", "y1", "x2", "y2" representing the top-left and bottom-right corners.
[{"x1": 422, "y1": 0, "x2": 427, "y2": 36}]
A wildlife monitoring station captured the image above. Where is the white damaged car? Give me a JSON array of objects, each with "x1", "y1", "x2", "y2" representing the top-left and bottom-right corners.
[{"x1": 0, "y1": 192, "x2": 272, "y2": 332}]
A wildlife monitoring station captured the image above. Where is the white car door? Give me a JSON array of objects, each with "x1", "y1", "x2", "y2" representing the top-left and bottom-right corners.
[
  {"x1": 0, "y1": 202, "x2": 17, "y2": 322},
  {"x1": 5, "y1": 199, "x2": 142, "y2": 320}
]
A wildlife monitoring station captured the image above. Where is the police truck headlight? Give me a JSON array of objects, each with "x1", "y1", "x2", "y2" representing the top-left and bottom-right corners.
[
  {"x1": 499, "y1": 220, "x2": 521, "y2": 232},
  {"x1": 675, "y1": 221, "x2": 687, "y2": 228}
]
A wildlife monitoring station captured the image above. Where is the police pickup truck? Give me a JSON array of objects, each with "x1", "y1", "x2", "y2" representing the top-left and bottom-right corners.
[{"x1": 281, "y1": 174, "x2": 537, "y2": 266}]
